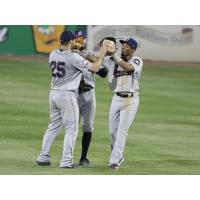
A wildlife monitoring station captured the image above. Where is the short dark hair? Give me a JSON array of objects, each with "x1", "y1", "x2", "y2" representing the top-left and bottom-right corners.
[{"x1": 100, "y1": 37, "x2": 116, "y2": 46}]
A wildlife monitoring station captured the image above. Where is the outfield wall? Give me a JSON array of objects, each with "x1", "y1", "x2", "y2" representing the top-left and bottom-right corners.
[
  {"x1": 1, "y1": 25, "x2": 200, "y2": 62},
  {"x1": 0, "y1": 26, "x2": 35, "y2": 55},
  {"x1": 0, "y1": 25, "x2": 86, "y2": 55},
  {"x1": 87, "y1": 25, "x2": 200, "y2": 62}
]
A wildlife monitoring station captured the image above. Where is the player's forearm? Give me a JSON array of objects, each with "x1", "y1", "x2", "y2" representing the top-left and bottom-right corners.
[
  {"x1": 85, "y1": 55, "x2": 98, "y2": 63},
  {"x1": 73, "y1": 49, "x2": 98, "y2": 63},
  {"x1": 89, "y1": 45, "x2": 108, "y2": 72},
  {"x1": 89, "y1": 58, "x2": 103, "y2": 73},
  {"x1": 113, "y1": 54, "x2": 134, "y2": 71}
]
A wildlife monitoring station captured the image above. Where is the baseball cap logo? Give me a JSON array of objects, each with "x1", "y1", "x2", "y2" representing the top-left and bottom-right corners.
[
  {"x1": 74, "y1": 30, "x2": 86, "y2": 39},
  {"x1": 78, "y1": 31, "x2": 82, "y2": 36}
]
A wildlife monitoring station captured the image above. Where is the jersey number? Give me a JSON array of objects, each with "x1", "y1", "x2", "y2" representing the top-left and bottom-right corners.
[{"x1": 50, "y1": 61, "x2": 66, "y2": 78}]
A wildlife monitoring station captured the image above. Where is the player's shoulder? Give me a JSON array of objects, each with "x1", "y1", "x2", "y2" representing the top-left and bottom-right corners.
[
  {"x1": 71, "y1": 51, "x2": 84, "y2": 60},
  {"x1": 70, "y1": 52, "x2": 91, "y2": 68},
  {"x1": 49, "y1": 49, "x2": 57, "y2": 56},
  {"x1": 49, "y1": 49, "x2": 57, "y2": 61},
  {"x1": 130, "y1": 56, "x2": 143, "y2": 66},
  {"x1": 49, "y1": 49, "x2": 65, "y2": 58}
]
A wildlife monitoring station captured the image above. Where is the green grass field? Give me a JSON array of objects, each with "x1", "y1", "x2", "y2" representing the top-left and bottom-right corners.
[{"x1": 0, "y1": 57, "x2": 200, "y2": 174}]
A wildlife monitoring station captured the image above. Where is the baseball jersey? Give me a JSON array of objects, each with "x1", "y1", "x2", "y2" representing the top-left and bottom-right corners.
[
  {"x1": 80, "y1": 71, "x2": 95, "y2": 88},
  {"x1": 102, "y1": 55, "x2": 143, "y2": 93},
  {"x1": 78, "y1": 50, "x2": 96, "y2": 88},
  {"x1": 49, "y1": 49, "x2": 92, "y2": 91}
]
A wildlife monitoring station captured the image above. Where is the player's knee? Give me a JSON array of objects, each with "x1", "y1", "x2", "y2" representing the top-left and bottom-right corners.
[
  {"x1": 82, "y1": 124, "x2": 93, "y2": 132},
  {"x1": 63, "y1": 122, "x2": 78, "y2": 134}
]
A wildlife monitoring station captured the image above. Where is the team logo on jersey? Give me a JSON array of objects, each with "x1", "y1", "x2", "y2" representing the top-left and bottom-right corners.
[
  {"x1": 134, "y1": 59, "x2": 140, "y2": 65},
  {"x1": 0, "y1": 26, "x2": 8, "y2": 42}
]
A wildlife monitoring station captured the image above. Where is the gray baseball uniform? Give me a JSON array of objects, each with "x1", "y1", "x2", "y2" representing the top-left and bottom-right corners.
[
  {"x1": 77, "y1": 72, "x2": 96, "y2": 133},
  {"x1": 102, "y1": 55, "x2": 143, "y2": 166},
  {"x1": 37, "y1": 49, "x2": 92, "y2": 167},
  {"x1": 73, "y1": 49, "x2": 107, "y2": 163}
]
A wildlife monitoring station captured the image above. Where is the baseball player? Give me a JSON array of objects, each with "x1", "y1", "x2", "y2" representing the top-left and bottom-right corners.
[
  {"x1": 73, "y1": 30, "x2": 95, "y2": 166},
  {"x1": 102, "y1": 37, "x2": 143, "y2": 169},
  {"x1": 36, "y1": 30, "x2": 108, "y2": 168},
  {"x1": 73, "y1": 31, "x2": 110, "y2": 166}
]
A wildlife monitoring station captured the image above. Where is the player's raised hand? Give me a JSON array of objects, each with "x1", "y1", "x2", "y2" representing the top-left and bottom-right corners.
[
  {"x1": 99, "y1": 44, "x2": 108, "y2": 58},
  {"x1": 102, "y1": 39, "x2": 116, "y2": 53}
]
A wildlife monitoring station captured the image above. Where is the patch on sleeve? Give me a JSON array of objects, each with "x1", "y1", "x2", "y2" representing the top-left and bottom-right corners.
[
  {"x1": 83, "y1": 60, "x2": 89, "y2": 67},
  {"x1": 134, "y1": 59, "x2": 140, "y2": 65}
]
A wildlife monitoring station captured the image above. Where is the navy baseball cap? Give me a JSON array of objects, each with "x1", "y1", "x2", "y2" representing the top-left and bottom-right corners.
[
  {"x1": 60, "y1": 31, "x2": 75, "y2": 42},
  {"x1": 74, "y1": 30, "x2": 86, "y2": 39},
  {"x1": 119, "y1": 38, "x2": 138, "y2": 49}
]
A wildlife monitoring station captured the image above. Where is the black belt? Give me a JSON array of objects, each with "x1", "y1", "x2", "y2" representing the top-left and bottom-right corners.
[
  {"x1": 78, "y1": 86, "x2": 93, "y2": 93},
  {"x1": 116, "y1": 92, "x2": 133, "y2": 98},
  {"x1": 51, "y1": 89, "x2": 75, "y2": 92}
]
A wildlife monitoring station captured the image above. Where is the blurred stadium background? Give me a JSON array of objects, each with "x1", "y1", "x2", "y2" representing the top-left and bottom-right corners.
[
  {"x1": 0, "y1": 25, "x2": 200, "y2": 174},
  {"x1": 1, "y1": 25, "x2": 200, "y2": 61}
]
